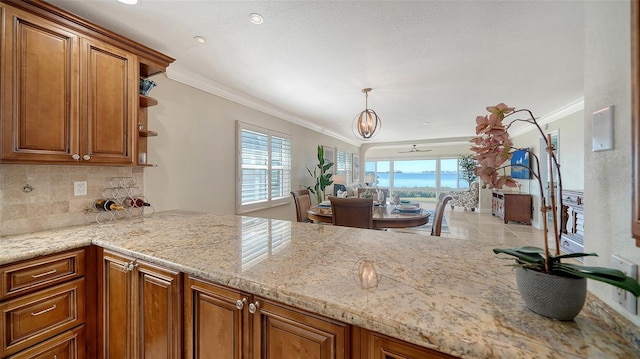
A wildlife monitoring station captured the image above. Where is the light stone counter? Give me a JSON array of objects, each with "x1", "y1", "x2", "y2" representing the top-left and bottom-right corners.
[{"x1": 1, "y1": 210, "x2": 639, "y2": 358}]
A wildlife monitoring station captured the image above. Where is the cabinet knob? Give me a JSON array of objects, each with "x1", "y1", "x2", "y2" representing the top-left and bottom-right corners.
[
  {"x1": 236, "y1": 298, "x2": 247, "y2": 310},
  {"x1": 83, "y1": 154, "x2": 91, "y2": 161},
  {"x1": 72, "y1": 154, "x2": 80, "y2": 160},
  {"x1": 248, "y1": 300, "x2": 260, "y2": 314}
]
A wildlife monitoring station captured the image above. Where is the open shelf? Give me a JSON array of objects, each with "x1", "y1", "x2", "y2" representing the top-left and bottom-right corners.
[
  {"x1": 139, "y1": 95, "x2": 158, "y2": 107},
  {"x1": 139, "y1": 130, "x2": 158, "y2": 137}
]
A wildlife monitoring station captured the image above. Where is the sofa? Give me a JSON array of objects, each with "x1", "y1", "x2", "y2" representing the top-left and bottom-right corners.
[{"x1": 449, "y1": 181, "x2": 480, "y2": 211}]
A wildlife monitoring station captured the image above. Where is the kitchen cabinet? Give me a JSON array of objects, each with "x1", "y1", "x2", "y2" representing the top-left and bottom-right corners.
[
  {"x1": 0, "y1": 0, "x2": 173, "y2": 166},
  {"x1": 632, "y1": 0, "x2": 640, "y2": 246},
  {"x1": 0, "y1": 248, "x2": 86, "y2": 358},
  {"x1": 0, "y1": 5, "x2": 81, "y2": 163},
  {"x1": 184, "y1": 276, "x2": 349, "y2": 359},
  {"x1": 357, "y1": 329, "x2": 457, "y2": 359},
  {"x1": 491, "y1": 192, "x2": 532, "y2": 224},
  {"x1": 80, "y1": 37, "x2": 138, "y2": 164},
  {"x1": 99, "y1": 249, "x2": 182, "y2": 359}
]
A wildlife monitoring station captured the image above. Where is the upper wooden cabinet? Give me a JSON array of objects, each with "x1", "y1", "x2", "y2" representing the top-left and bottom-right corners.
[
  {"x1": 632, "y1": 0, "x2": 640, "y2": 245},
  {"x1": 81, "y1": 37, "x2": 137, "y2": 164},
  {"x1": 0, "y1": 0, "x2": 173, "y2": 166}
]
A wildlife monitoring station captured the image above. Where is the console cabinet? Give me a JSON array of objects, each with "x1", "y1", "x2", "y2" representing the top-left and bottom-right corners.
[
  {"x1": 560, "y1": 190, "x2": 585, "y2": 257},
  {"x1": 99, "y1": 249, "x2": 182, "y2": 359},
  {"x1": 0, "y1": 0, "x2": 173, "y2": 166},
  {"x1": 0, "y1": 248, "x2": 86, "y2": 358},
  {"x1": 492, "y1": 192, "x2": 532, "y2": 225}
]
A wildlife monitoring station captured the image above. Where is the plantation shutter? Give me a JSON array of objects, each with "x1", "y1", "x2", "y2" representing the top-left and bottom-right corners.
[{"x1": 238, "y1": 122, "x2": 292, "y2": 213}]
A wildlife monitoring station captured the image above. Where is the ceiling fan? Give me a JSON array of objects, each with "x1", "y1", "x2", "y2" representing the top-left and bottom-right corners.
[{"x1": 398, "y1": 145, "x2": 432, "y2": 153}]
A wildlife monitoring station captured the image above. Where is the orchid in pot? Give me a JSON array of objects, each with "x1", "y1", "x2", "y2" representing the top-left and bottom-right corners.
[{"x1": 471, "y1": 103, "x2": 640, "y2": 320}]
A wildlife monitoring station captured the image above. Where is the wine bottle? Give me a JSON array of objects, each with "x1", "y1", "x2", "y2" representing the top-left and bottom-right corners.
[
  {"x1": 126, "y1": 197, "x2": 151, "y2": 208},
  {"x1": 94, "y1": 199, "x2": 124, "y2": 211}
]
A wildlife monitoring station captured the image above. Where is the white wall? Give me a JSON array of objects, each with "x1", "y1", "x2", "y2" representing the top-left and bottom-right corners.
[
  {"x1": 144, "y1": 75, "x2": 357, "y2": 222},
  {"x1": 584, "y1": 0, "x2": 640, "y2": 325},
  {"x1": 511, "y1": 110, "x2": 585, "y2": 228}
]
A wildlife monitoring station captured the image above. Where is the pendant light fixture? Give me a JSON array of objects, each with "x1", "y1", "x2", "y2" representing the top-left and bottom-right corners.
[{"x1": 352, "y1": 88, "x2": 382, "y2": 140}]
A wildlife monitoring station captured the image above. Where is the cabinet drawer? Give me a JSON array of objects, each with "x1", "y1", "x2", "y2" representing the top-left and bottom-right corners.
[
  {"x1": 1, "y1": 249, "x2": 85, "y2": 300},
  {"x1": 1, "y1": 278, "x2": 85, "y2": 357},
  {"x1": 7, "y1": 324, "x2": 85, "y2": 359}
]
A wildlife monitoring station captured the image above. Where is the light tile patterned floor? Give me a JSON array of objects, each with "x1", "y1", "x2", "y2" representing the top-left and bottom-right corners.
[{"x1": 392, "y1": 202, "x2": 548, "y2": 246}]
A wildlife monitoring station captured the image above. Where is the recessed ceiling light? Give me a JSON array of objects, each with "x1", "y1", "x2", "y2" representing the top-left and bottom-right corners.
[
  {"x1": 117, "y1": 0, "x2": 138, "y2": 5},
  {"x1": 194, "y1": 36, "x2": 207, "y2": 44},
  {"x1": 249, "y1": 13, "x2": 264, "y2": 24},
  {"x1": 423, "y1": 121, "x2": 431, "y2": 125}
]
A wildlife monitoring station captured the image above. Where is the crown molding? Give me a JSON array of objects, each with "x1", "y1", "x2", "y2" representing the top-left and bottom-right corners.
[
  {"x1": 509, "y1": 98, "x2": 585, "y2": 137},
  {"x1": 165, "y1": 66, "x2": 360, "y2": 146}
]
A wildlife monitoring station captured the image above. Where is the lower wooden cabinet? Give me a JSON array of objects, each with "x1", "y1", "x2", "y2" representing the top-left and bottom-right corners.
[
  {"x1": 99, "y1": 249, "x2": 182, "y2": 359},
  {"x1": 6, "y1": 324, "x2": 85, "y2": 359},
  {"x1": 358, "y1": 329, "x2": 457, "y2": 359},
  {"x1": 184, "y1": 276, "x2": 349, "y2": 359},
  {"x1": 254, "y1": 298, "x2": 349, "y2": 359}
]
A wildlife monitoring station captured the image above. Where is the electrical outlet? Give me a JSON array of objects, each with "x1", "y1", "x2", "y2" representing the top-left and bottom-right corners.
[
  {"x1": 611, "y1": 255, "x2": 638, "y2": 314},
  {"x1": 73, "y1": 181, "x2": 87, "y2": 196}
]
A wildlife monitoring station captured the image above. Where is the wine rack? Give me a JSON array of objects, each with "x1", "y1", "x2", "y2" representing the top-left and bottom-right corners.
[{"x1": 86, "y1": 177, "x2": 154, "y2": 224}]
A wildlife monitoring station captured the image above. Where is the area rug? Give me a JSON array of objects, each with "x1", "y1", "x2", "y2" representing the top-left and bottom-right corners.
[{"x1": 393, "y1": 210, "x2": 449, "y2": 234}]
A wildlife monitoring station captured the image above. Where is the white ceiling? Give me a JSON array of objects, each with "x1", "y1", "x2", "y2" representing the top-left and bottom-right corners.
[{"x1": 48, "y1": 0, "x2": 585, "y2": 147}]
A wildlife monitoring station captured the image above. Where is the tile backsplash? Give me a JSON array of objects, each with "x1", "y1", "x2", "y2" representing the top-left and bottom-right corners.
[{"x1": 0, "y1": 164, "x2": 144, "y2": 236}]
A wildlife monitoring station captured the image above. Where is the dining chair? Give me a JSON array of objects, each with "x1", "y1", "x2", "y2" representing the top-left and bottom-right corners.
[
  {"x1": 431, "y1": 194, "x2": 453, "y2": 236},
  {"x1": 329, "y1": 197, "x2": 374, "y2": 229},
  {"x1": 290, "y1": 189, "x2": 312, "y2": 222}
]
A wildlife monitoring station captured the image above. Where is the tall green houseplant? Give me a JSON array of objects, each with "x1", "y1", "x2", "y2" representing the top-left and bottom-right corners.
[
  {"x1": 307, "y1": 146, "x2": 334, "y2": 204},
  {"x1": 458, "y1": 154, "x2": 478, "y2": 186}
]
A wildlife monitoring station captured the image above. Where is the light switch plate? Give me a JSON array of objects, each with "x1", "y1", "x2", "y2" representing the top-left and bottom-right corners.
[
  {"x1": 73, "y1": 181, "x2": 87, "y2": 196},
  {"x1": 592, "y1": 106, "x2": 614, "y2": 151},
  {"x1": 611, "y1": 255, "x2": 637, "y2": 314}
]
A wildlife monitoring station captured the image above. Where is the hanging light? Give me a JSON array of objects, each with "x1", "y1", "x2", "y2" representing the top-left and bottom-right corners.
[{"x1": 352, "y1": 88, "x2": 382, "y2": 140}]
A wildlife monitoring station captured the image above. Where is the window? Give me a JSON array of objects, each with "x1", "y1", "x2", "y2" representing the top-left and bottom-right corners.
[
  {"x1": 365, "y1": 158, "x2": 466, "y2": 199},
  {"x1": 237, "y1": 122, "x2": 291, "y2": 213},
  {"x1": 336, "y1": 149, "x2": 352, "y2": 182}
]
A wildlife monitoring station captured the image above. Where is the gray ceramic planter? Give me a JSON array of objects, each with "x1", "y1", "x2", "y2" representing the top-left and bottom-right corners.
[{"x1": 515, "y1": 267, "x2": 587, "y2": 321}]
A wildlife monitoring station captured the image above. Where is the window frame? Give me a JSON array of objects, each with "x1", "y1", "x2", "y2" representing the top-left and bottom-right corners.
[{"x1": 236, "y1": 121, "x2": 292, "y2": 214}]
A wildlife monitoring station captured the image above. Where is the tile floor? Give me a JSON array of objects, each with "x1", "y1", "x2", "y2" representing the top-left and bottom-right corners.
[{"x1": 392, "y1": 202, "x2": 548, "y2": 247}]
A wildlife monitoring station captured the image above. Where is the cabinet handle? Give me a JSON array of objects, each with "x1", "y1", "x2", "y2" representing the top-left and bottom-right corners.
[
  {"x1": 236, "y1": 298, "x2": 247, "y2": 310},
  {"x1": 31, "y1": 304, "x2": 57, "y2": 316},
  {"x1": 71, "y1": 154, "x2": 80, "y2": 160},
  {"x1": 31, "y1": 269, "x2": 57, "y2": 278},
  {"x1": 248, "y1": 301, "x2": 260, "y2": 314},
  {"x1": 83, "y1": 154, "x2": 91, "y2": 161}
]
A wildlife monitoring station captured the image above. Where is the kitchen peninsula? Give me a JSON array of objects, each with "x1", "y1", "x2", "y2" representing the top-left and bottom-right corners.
[{"x1": 1, "y1": 211, "x2": 639, "y2": 358}]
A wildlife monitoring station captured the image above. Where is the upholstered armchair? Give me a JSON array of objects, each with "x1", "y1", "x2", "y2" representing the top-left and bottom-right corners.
[{"x1": 449, "y1": 182, "x2": 480, "y2": 211}]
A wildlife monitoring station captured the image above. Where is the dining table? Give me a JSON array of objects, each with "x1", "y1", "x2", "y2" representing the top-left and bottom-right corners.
[{"x1": 307, "y1": 202, "x2": 430, "y2": 230}]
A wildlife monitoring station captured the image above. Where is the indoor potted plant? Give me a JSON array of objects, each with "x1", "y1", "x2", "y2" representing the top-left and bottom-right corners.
[
  {"x1": 458, "y1": 154, "x2": 478, "y2": 186},
  {"x1": 471, "y1": 103, "x2": 640, "y2": 320},
  {"x1": 307, "y1": 145, "x2": 334, "y2": 204}
]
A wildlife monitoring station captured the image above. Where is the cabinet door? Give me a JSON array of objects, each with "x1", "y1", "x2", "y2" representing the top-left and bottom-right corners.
[
  {"x1": 360, "y1": 329, "x2": 457, "y2": 359},
  {"x1": 100, "y1": 251, "x2": 135, "y2": 359},
  {"x1": 100, "y1": 250, "x2": 182, "y2": 359},
  {"x1": 136, "y1": 260, "x2": 182, "y2": 359},
  {"x1": 184, "y1": 277, "x2": 250, "y2": 359},
  {"x1": 81, "y1": 37, "x2": 137, "y2": 164},
  {"x1": 1, "y1": 7, "x2": 80, "y2": 162},
  {"x1": 254, "y1": 298, "x2": 348, "y2": 359}
]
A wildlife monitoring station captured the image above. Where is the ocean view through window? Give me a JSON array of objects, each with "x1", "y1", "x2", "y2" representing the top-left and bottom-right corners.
[{"x1": 365, "y1": 158, "x2": 467, "y2": 200}]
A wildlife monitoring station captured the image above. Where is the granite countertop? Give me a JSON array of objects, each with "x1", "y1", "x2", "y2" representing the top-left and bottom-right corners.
[{"x1": 1, "y1": 210, "x2": 639, "y2": 358}]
